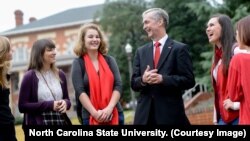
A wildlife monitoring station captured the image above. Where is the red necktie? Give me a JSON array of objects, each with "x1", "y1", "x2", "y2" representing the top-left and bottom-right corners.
[{"x1": 154, "y1": 41, "x2": 161, "y2": 68}]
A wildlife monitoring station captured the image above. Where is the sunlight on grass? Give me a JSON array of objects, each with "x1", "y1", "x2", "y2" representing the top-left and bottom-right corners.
[
  {"x1": 124, "y1": 110, "x2": 134, "y2": 124},
  {"x1": 15, "y1": 125, "x2": 24, "y2": 141},
  {"x1": 71, "y1": 117, "x2": 81, "y2": 125}
]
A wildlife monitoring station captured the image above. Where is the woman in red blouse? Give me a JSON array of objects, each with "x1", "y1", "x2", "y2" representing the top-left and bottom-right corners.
[
  {"x1": 227, "y1": 15, "x2": 250, "y2": 125},
  {"x1": 206, "y1": 14, "x2": 239, "y2": 125}
]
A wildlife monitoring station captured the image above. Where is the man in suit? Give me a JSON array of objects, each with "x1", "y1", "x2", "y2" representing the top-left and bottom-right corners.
[{"x1": 131, "y1": 8, "x2": 195, "y2": 125}]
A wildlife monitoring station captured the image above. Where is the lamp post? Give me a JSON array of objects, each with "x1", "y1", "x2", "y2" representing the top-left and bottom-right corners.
[{"x1": 125, "y1": 43, "x2": 136, "y2": 112}]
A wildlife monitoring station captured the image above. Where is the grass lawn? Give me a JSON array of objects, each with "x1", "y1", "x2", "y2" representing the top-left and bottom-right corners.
[
  {"x1": 15, "y1": 110, "x2": 134, "y2": 140},
  {"x1": 15, "y1": 125, "x2": 24, "y2": 141}
]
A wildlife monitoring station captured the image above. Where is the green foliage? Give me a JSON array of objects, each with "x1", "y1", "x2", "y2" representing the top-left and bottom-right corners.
[
  {"x1": 197, "y1": 50, "x2": 213, "y2": 91},
  {"x1": 231, "y1": 5, "x2": 249, "y2": 23},
  {"x1": 186, "y1": 1, "x2": 220, "y2": 19},
  {"x1": 219, "y1": 0, "x2": 250, "y2": 23}
]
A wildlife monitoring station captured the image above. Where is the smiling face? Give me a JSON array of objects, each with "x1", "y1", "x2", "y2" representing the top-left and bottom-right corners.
[
  {"x1": 84, "y1": 28, "x2": 101, "y2": 52},
  {"x1": 43, "y1": 47, "x2": 56, "y2": 66},
  {"x1": 206, "y1": 17, "x2": 222, "y2": 46},
  {"x1": 143, "y1": 12, "x2": 161, "y2": 41}
]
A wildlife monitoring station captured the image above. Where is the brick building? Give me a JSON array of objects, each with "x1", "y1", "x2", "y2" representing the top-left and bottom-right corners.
[{"x1": 0, "y1": 4, "x2": 103, "y2": 117}]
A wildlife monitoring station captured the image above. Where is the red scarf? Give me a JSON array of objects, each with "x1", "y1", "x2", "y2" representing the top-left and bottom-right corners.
[
  {"x1": 215, "y1": 46, "x2": 222, "y2": 64},
  {"x1": 83, "y1": 53, "x2": 118, "y2": 125}
]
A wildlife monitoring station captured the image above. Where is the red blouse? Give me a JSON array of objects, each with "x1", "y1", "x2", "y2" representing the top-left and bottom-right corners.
[
  {"x1": 211, "y1": 60, "x2": 239, "y2": 123},
  {"x1": 227, "y1": 53, "x2": 250, "y2": 124}
]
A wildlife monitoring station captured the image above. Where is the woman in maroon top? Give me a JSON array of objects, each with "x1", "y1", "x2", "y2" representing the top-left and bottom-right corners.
[
  {"x1": 227, "y1": 15, "x2": 250, "y2": 124},
  {"x1": 18, "y1": 39, "x2": 71, "y2": 126},
  {"x1": 0, "y1": 36, "x2": 17, "y2": 141},
  {"x1": 18, "y1": 39, "x2": 71, "y2": 140},
  {"x1": 206, "y1": 14, "x2": 239, "y2": 125}
]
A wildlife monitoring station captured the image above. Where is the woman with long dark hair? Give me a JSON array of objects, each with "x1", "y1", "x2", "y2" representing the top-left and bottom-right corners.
[
  {"x1": 206, "y1": 14, "x2": 239, "y2": 125},
  {"x1": 18, "y1": 39, "x2": 71, "y2": 140}
]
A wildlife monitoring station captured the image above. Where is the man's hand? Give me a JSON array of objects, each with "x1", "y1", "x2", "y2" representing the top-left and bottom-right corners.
[
  {"x1": 148, "y1": 73, "x2": 163, "y2": 84},
  {"x1": 142, "y1": 65, "x2": 158, "y2": 83},
  {"x1": 142, "y1": 65, "x2": 162, "y2": 84}
]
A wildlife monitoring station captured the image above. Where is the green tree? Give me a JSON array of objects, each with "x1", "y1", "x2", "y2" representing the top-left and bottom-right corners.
[
  {"x1": 98, "y1": 0, "x2": 149, "y2": 103},
  {"x1": 185, "y1": 0, "x2": 221, "y2": 91},
  {"x1": 219, "y1": 0, "x2": 250, "y2": 23}
]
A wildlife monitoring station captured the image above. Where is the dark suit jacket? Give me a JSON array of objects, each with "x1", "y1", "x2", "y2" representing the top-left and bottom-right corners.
[{"x1": 131, "y1": 37, "x2": 195, "y2": 125}]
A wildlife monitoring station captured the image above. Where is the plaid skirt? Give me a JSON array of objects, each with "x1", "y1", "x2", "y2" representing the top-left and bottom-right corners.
[{"x1": 42, "y1": 111, "x2": 67, "y2": 125}]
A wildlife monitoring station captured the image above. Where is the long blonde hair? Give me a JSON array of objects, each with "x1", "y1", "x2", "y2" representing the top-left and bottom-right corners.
[
  {"x1": 73, "y1": 23, "x2": 108, "y2": 57},
  {"x1": 0, "y1": 36, "x2": 11, "y2": 88}
]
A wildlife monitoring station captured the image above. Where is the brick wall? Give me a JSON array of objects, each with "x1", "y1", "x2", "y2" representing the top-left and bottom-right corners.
[
  {"x1": 187, "y1": 108, "x2": 213, "y2": 125},
  {"x1": 185, "y1": 92, "x2": 214, "y2": 125}
]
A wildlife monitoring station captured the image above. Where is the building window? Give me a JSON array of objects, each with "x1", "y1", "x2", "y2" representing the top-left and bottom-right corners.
[
  {"x1": 65, "y1": 41, "x2": 75, "y2": 55},
  {"x1": 13, "y1": 47, "x2": 29, "y2": 62}
]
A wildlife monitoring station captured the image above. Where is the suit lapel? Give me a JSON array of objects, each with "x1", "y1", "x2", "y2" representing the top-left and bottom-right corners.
[
  {"x1": 146, "y1": 43, "x2": 154, "y2": 69},
  {"x1": 157, "y1": 38, "x2": 173, "y2": 70}
]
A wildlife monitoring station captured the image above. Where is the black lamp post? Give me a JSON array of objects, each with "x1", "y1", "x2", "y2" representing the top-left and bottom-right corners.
[{"x1": 125, "y1": 43, "x2": 136, "y2": 112}]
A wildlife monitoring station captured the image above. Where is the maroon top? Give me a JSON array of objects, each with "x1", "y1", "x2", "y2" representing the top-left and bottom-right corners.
[{"x1": 18, "y1": 70, "x2": 71, "y2": 125}]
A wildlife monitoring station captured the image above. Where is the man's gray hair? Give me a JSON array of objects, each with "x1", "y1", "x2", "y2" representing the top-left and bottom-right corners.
[{"x1": 142, "y1": 8, "x2": 169, "y2": 28}]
